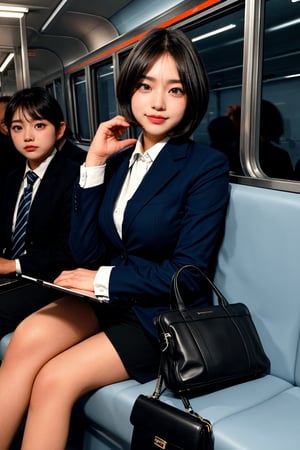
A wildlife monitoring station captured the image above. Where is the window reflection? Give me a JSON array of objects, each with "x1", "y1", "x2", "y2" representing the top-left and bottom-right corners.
[
  {"x1": 262, "y1": 0, "x2": 300, "y2": 180},
  {"x1": 94, "y1": 60, "x2": 117, "y2": 123},
  {"x1": 185, "y1": 6, "x2": 245, "y2": 175},
  {"x1": 71, "y1": 72, "x2": 90, "y2": 141}
]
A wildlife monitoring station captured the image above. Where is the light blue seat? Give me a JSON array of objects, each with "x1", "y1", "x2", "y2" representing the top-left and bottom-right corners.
[
  {"x1": 81, "y1": 375, "x2": 292, "y2": 450},
  {"x1": 0, "y1": 332, "x2": 12, "y2": 359},
  {"x1": 2, "y1": 183, "x2": 300, "y2": 450}
]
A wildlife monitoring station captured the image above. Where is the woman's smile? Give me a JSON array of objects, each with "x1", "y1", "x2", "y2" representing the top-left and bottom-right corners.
[{"x1": 145, "y1": 114, "x2": 168, "y2": 124}]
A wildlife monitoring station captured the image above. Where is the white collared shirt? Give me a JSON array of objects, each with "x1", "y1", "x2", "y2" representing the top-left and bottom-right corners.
[{"x1": 79, "y1": 135, "x2": 169, "y2": 300}]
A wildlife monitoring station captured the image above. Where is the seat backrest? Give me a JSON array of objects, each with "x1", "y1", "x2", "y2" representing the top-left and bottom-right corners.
[{"x1": 214, "y1": 183, "x2": 300, "y2": 384}]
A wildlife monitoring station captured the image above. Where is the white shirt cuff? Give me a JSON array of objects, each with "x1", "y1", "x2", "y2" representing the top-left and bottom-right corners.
[
  {"x1": 94, "y1": 266, "x2": 114, "y2": 301},
  {"x1": 79, "y1": 164, "x2": 106, "y2": 188},
  {"x1": 15, "y1": 259, "x2": 21, "y2": 274}
]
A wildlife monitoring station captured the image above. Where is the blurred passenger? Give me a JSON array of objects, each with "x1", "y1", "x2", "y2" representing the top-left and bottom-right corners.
[
  {"x1": 226, "y1": 100, "x2": 294, "y2": 179},
  {"x1": 227, "y1": 104, "x2": 241, "y2": 142},
  {"x1": 0, "y1": 28, "x2": 229, "y2": 449},
  {"x1": 259, "y1": 99, "x2": 294, "y2": 179},
  {"x1": 293, "y1": 160, "x2": 300, "y2": 181},
  {"x1": 208, "y1": 115, "x2": 242, "y2": 174},
  {"x1": 0, "y1": 95, "x2": 10, "y2": 136},
  {"x1": 0, "y1": 87, "x2": 86, "y2": 338},
  {"x1": 57, "y1": 124, "x2": 87, "y2": 163},
  {"x1": 0, "y1": 95, "x2": 24, "y2": 187}
]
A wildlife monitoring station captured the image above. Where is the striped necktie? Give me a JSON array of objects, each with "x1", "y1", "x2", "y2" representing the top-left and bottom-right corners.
[{"x1": 11, "y1": 171, "x2": 38, "y2": 259}]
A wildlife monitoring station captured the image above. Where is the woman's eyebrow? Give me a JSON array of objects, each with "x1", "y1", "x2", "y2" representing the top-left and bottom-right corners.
[{"x1": 141, "y1": 75, "x2": 182, "y2": 84}]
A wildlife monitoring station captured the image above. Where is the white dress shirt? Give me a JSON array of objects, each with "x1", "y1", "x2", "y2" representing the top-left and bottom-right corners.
[{"x1": 79, "y1": 135, "x2": 169, "y2": 300}]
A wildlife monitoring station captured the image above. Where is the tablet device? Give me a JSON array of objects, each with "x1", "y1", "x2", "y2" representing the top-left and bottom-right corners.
[
  {"x1": 21, "y1": 274, "x2": 100, "y2": 302},
  {"x1": 0, "y1": 275, "x2": 30, "y2": 292},
  {"x1": 0, "y1": 276, "x2": 19, "y2": 287}
]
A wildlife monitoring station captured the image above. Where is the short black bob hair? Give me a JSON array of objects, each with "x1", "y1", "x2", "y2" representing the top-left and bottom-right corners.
[
  {"x1": 5, "y1": 86, "x2": 64, "y2": 132},
  {"x1": 117, "y1": 28, "x2": 209, "y2": 140}
]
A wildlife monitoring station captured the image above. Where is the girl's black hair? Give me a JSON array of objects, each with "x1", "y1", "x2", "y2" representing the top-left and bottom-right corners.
[
  {"x1": 5, "y1": 87, "x2": 64, "y2": 132},
  {"x1": 117, "y1": 28, "x2": 209, "y2": 140}
]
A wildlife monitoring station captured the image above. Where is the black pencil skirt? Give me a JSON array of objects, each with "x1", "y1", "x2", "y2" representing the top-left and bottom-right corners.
[{"x1": 90, "y1": 301, "x2": 161, "y2": 383}]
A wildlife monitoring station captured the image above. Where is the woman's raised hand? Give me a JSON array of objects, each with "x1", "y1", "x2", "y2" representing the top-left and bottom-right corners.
[{"x1": 86, "y1": 115, "x2": 137, "y2": 167}]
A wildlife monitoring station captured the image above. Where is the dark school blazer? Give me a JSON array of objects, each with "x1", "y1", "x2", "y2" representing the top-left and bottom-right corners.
[
  {"x1": 0, "y1": 142, "x2": 86, "y2": 281},
  {"x1": 69, "y1": 139, "x2": 230, "y2": 336}
]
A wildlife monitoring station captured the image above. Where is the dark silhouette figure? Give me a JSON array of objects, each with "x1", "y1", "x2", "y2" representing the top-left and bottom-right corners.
[
  {"x1": 259, "y1": 100, "x2": 294, "y2": 180},
  {"x1": 208, "y1": 116, "x2": 242, "y2": 174},
  {"x1": 225, "y1": 101, "x2": 294, "y2": 180},
  {"x1": 0, "y1": 96, "x2": 24, "y2": 189}
]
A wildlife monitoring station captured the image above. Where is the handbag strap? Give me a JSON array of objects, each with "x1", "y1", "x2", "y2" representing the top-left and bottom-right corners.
[
  {"x1": 152, "y1": 359, "x2": 165, "y2": 399},
  {"x1": 171, "y1": 264, "x2": 229, "y2": 311},
  {"x1": 152, "y1": 358, "x2": 212, "y2": 432}
]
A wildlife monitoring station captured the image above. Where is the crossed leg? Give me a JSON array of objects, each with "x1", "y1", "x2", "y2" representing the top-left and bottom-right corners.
[{"x1": 0, "y1": 295, "x2": 129, "y2": 450}]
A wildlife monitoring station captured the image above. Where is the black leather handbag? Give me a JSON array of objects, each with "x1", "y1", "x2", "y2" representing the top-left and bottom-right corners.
[
  {"x1": 154, "y1": 264, "x2": 270, "y2": 395},
  {"x1": 130, "y1": 374, "x2": 213, "y2": 450}
]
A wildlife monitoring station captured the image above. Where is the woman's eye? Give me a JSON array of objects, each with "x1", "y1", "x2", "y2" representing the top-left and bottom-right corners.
[
  {"x1": 170, "y1": 87, "x2": 184, "y2": 95},
  {"x1": 138, "y1": 83, "x2": 150, "y2": 91},
  {"x1": 11, "y1": 125, "x2": 22, "y2": 132},
  {"x1": 35, "y1": 122, "x2": 45, "y2": 129}
]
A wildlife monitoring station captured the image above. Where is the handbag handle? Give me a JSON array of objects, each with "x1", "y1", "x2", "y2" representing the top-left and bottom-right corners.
[
  {"x1": 152, "y1": 359, "x2": 211, "y2": 426},
  {"x1": 171, "y1": 264, "x2": 229, "y2": 311},
  {"x1": 152, "y1": 358, "x2": 213, "y2": 432}
]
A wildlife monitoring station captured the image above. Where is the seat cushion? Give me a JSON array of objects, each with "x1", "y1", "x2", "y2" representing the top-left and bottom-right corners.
[
  {"x1": 214, "y1": 386, "x2": 300, "y2": 450},
  {"x1": 80, "y1": 374, "x2": 292, "y2": 449},
  {"x1": 0, "y1": 332, "x2": 13, "y2": 359}
]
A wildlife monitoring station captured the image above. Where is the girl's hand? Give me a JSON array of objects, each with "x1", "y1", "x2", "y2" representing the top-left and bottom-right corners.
[
  {"x1": 54, "y1": 268, "x2": 97, "y2": 293},
  {"x1": 86, "y1": 115, "x2": 137, "y2": 167},
  {"x1": 0, "y1": 257, "x2": 17, "y2": 275}
]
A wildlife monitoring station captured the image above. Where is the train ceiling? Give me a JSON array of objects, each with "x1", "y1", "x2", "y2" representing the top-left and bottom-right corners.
[
  {"x1": 0, "y1": 0, "x2": 299, "y2": 92},
  {"x1": 0, "y1": 0, "x2": 182, "y2": 89}
]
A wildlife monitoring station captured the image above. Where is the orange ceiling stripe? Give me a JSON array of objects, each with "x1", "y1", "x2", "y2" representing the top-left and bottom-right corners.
[{"x1": 65, "y1": 0, "x2": 222, "y2": 74}]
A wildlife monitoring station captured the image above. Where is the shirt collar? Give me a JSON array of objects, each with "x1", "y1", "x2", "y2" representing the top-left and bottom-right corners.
[
  {"x1": 24, "y1": 148, "x2": 57, "y2": 180},
  {"x1": 128, "y1": 134, "x2": 169, "y2": 168}
]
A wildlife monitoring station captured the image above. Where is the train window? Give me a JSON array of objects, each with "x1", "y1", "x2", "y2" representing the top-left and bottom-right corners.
[
  {"x1": 118, "y1": 50, "x2": 130, "y2": 68},
  {"x1": 94, "y1": 59, "x2": 117, "y2": 123},
  {"x1": 46, "y1": 83, "x2": 54, "y2": 97},
  {"x1": 185, "y1": 5, "x2": 245, "y2": 175},
  {"x1": 45, "y1": 79, "x2": 66, "y2": 119},
  {"x1": 260, "y1": 0, "x2": 300, "y2": 181},
  {"x1": 53, "y1": 78, "x2": 65, "y2": 116},
  {"x1": 71, "y1": 71, "x2": 90, "y2": 141}
]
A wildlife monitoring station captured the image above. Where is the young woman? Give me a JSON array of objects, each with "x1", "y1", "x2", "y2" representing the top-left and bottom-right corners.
[
  {"x1": 0, "y1": 88, "x2": 85, "y2": 338},
  {"x1": 0, "y1": 29, "x2": 229, "y2": 449}
]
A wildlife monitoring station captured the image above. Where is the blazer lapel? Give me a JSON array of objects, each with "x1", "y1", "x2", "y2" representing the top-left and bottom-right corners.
[
  {"x1": 101, "y1": 150, "x2": 133, "y2": 246},
  {"x1": 5, "y1": 168, "x2": 25, "y2": 228},
  {"x1": 122, "y1": 141, "x2": 189, "y2": 238}
]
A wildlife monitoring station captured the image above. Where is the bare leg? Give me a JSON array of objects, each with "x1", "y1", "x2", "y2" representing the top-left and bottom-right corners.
[
  {"x1": 0, "y1": 296, "x2": 99, "y2": 450},
  {"x1": 21, "y1": 330, "x2": 129, "y2": 450}
]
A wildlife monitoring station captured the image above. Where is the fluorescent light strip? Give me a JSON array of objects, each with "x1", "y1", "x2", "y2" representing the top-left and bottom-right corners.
[
  {"x1": 267, "y1": 18, "x2": 300, "y2": 32},
  {"x1": 0, "y1": 53, "x2": 14, "y2": 72},
  {"x1": 0, "y1": 5, "x2": 28, "y2": 18},
  {"x1": 41, "y1": 0, "x2": 68, "y2": 32},
  {"x1": 192, "y1": 24, "x2": 236, "y2": 42},
  {"x1": 0, "y1": 6, "x2": 28, "y2": 13},
  {"x1": 0, "y1": 11, "x2": 25, "y2": 18},
  {"x1": 285, "y1": 73, "x2": 300, "y2": 79}
]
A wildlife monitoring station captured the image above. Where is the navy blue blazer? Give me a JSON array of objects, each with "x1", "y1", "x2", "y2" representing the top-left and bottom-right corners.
[
  {"x1": 70, "y1": 139, "x2": 229, "y2": 336},
  {"x1": 0, "y1": 142, "x2": 86, "y2": 281}
]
